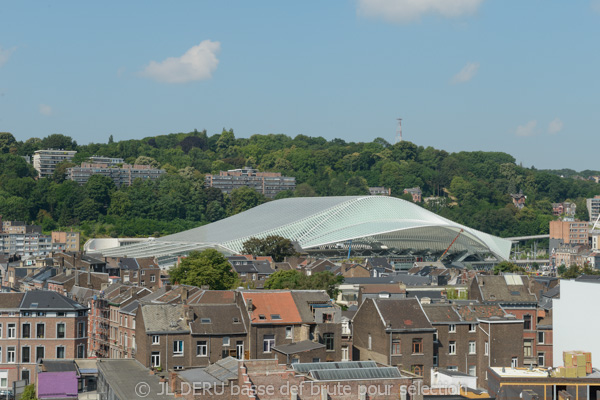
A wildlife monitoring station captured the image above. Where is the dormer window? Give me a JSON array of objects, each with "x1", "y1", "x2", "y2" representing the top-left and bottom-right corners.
[
  {"x1": 271, "y1": 314, "x2": 281, "y2": 320},
  {"x1": 233, "y1": 317, "x2": 240, "y2": 323},
  {"x1": 259, "y1": 314, "x2": 266, "y2": 320},
  {"x1": 200, "y1": 318, "x2": 211, "y2": 324}
]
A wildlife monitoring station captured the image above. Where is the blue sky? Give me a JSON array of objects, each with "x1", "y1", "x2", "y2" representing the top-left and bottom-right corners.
[{"x1": 1, "y1": 0, "x2": 599, "y2": 170}]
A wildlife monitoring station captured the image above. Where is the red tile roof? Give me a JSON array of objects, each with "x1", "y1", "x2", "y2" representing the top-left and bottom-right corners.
[{"x1": 242, "y1": 292, "x2": 303, "y2": 324}]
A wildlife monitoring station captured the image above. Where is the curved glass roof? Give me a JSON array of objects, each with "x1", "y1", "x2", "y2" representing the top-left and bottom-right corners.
[{"x1": 97, "y1": 196, "x2": 511, "y2": 263}]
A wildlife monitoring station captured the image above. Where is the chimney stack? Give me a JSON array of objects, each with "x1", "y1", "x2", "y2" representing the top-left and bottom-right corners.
[{"x1": 247, "y1": 298, "x2": 253, "y2": 312}]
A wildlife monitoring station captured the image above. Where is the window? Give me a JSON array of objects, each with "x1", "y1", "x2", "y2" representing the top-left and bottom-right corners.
[
  {"x1": 468, "y1": 365, "x2": 476, "y2": 376},
  {"x1": 56, "y1": 323, "x2": 65, "y2": 339},
  {"x1": 342, "y1": 346, "x2": 349, "y2": 361},
  {"x1": 392, "y1": 339, "x2": 401, "y2": 355},
  {"x1": 263, "y1": 335, "x2": 275, "y2": 353},
  {"x1": 0, "y1": 377, "x2": 6, "y2": 388},
  {"x1": 469, "y1": 324, "x2": 477, "y2": 332},
  {"x1": 448, "y1": 324, "x2": 456, "y2": 333},
  {"x1": 538, "y1": 352, "x2": 545, "y2": 367},
  {"x1": 56, "y1": 346, "x2": 65, "y2": 359},
  {"x1": 368, "y1": 334, "x2": 372, "y2": 350},
  {"x1": 197, "y1": 341, "x2": 208, "y2": 356},
  {"x1": 22, "y1": 323, "x2": 31, "y2": 339},
  {"x1": 21, "y1": 369, "x2": 29, "y2": 384},
  {"x1": 200, "y1": 318, "x2": 211, "y2": 324},
  {"x1": 173, "y1": 340, "x2": 184, "y2": 356},
  {"x1": 511, "y1": 357, "x2": 518, "y2": 368},
  {"x1": 223, "y1": 337, "x2": 230, "y2": 347},
  {"x1": 411, "y1": 365, "x2": 423, "y2": 376},
  {"x1": 21, "y1": 347, "x2": 30, "y2": 363},
  {"x1": 538, "y1": 331, "x2": 545, "y2": 344},
  {"x1": 485, "y1": 341, "x2": 489, "y2": 356},
  {"x1": 141, "y1": 270, "x2": 146, "y2": 275},
  {"x1": 151, "y1": 352, "x2": 160, "y2": 367},
  {"x1": 523, "y1": 315, "x2": 532, "y2": 330},
  {"x1": 7, "y1": 347, "x2": 15, "y2": 363},
  {"x1": 433, "y1": 355, "x2": 438, "y2": 366},
  {"x1": 152, "y1": 335, "x2": 160, "y2": 345},
  {"x1": 324, "y1": 333, "x2": 334, "y2": 351},
  {"x1": 150, "y1": 275, "x2": 156, "y2": 282},
  {"x1": 447, "y1": 366, "x2": 458, "y2": 372},
  {"x1": 7, "y1": 324, "x2": 16, "y2": 339},
  {"x1": 524, "y1": 340, "x2": 533, "y2": 357},
  {"x1": 77, "y1": 345, "x2": 85, "y2": 359},
  {"x1": 412, "y1": 338, "x2": 423, "y2": 354},
  {"x1": 78, "y1": 322, "x2": 86, "y2": 338},
  {"x1": 448, "y1": 341, "x2": 456, "y2": 355},
  {"x1": 0, "y1": 323, "x2": 2, "y2": 338},
  {"x1": 468, "y1": 341, "x2": 476, "y2": 355},
  {"x1": 285, "y1": 326, "x2": 293, "y2": 339},
  {"x1": 37, "y1": 323, "x2": 45, "y2": 338},
  {"x1": 36, "y1": 346, "x2": 45, "y2": 362},
  {"x1": 433, "y1": 330, "x2": 438, "y2": 342}
]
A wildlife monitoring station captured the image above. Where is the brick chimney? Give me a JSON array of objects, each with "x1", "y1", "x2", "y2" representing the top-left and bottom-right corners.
[{"x1": 247, "y1": 298, "x2": 253, "y2": 312}]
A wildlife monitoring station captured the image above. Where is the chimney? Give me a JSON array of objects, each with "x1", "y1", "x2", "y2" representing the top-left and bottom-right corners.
[
  {"x1": 75, "y1": 266, "x2": 79, "y2": 287},
  {"x1": 247, "y1": 298, "x2": 253, "y2": 312},
  {"x1": 87, "y1": 267, "x2": 92, "y2": 287},
  {"x1": 181, "y1": 288, "x2": 189, "y2": 303},
  {"x1": 165, "y1": 284, "x2": 172, "y2": 292},
  {"x1": 386, "y1": 320, "x2": 392, "y2": 329}
]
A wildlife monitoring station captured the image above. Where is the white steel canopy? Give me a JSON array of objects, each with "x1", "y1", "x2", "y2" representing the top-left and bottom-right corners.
[{"x1": 96, "y1": 196, "x2": 511, "y2": 266}]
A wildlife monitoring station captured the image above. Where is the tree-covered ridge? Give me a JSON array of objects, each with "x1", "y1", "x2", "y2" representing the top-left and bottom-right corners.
[{"x1": 1, "y1": 130, "x2": 599, "y2": 241}]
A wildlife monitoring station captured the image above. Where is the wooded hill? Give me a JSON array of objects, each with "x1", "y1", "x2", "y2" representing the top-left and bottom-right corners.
[{"x1": 0, "y1": 130, "x2": 599, "y2": 241}]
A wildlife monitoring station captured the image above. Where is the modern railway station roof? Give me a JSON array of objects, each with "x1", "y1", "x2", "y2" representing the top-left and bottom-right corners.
[{"x1": 96, "y1": 196, "x2": 511, "y2": 266}]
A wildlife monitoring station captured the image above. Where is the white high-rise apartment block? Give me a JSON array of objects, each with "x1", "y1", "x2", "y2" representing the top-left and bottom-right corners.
[{"x1": 32, "y1": 149, "x2": 77, "y2": 178}]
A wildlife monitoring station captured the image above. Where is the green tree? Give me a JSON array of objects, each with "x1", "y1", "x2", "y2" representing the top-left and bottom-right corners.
[
  {"x1": 561, "y1": 264, "x2": 581, "y2": 279},
  {"x1": 52, "y1": 161, "x2": 76, "y2": 183},
  {"x1": 242, "y1": 235, "x2": 297, "y2": 262},
  {"x1": 0, "y1": 132, "x2": 16, "y2": 153},
  {"x1": 134, "y1": 156, "x2": 160, "y2": 168},
  {"x1": 493, "y1": 261, "x2": 525, "y2": 275},
  {"x1": 21, "y1": 384, "x2": 38, "y2": 400},
  {"x1": 85, "y1": 175, "x2": 116, "y2": 212},
  {"x1": 169, "y1": 249, "x2": 237, "y2": 290},
  {"x1": 227, "y1": 187, "x2": 265, "y2": 216},
  {"x1": 264, "y1": 270, "x2": 343, "y2": 298},
  {"x1": 41, "y1": 133, "x2": 77, "y2": 150}
]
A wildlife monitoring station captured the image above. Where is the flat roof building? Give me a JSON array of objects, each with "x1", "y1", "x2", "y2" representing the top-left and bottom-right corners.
[
  {"x1": 205, "y1": 167, "x2": 296, "y2": 198},
  {"x1": 33, "y1": 149, "x2": 77, "y2": 178}
]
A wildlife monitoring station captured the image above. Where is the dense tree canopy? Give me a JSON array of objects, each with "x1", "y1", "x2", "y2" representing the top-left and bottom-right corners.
[
  {"x1": 169, "y1": 249, "x2": 238, "y2": 290},
  {"x1": 1, "y1": 129, "x2": 599, "y2": 245},
  {"x1": 242, "y1": 235, "x2": 297, "y2": 262}
]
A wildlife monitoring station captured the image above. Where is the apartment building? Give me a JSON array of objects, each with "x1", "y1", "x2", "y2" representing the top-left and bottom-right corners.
[
  {"x1": 51, "y1": 231, "x2": 80, "y2": 252},
  {"x1": 587, "y1": 195, "x2": 600, "y2": 223},
  {"x1": 0, "y1": 291, "x2": 88, "y2": 389},
  {"x1": 67, "y1": 163, "x2": 165, "y2": 187},
  {"x1": 32, "y1": 149, "x2": 77, "y2": 178},
  {"x1": 549, "y1": 220, "x2": 589, "y2": 251},
  {"x1": 0, "y1": 233, "x2": 65, "y2": 257},
  {"x1": 205, "y1": 167, "x2": 296, "y2": 198},
  {"x1": 352, "y1": 298, "x2": 435, "y2": 382}
]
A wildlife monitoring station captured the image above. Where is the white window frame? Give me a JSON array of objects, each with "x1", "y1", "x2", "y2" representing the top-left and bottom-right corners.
[
  {"x1": 173, "y1": 340, "x2": 184, "y2": 356},
  {"x1": 150, "y1": 275, "x2": 156, "y2": 283},
  {"x1": 468, "y1": 365, "x2": 476, "y2": 376},
  {"x1": 197, "y1": 341, "x2": 208, "y2": 357},
  {"x1": 223, "y1": 337, "x2": 230, "y2": 347},
  {"x1": 538, "y1": 331, "x2": 545, "y2": 344},
  {"x1": 7, "y1": 347, "x2": 16, "y2": 363},
  {"x1": 538, "y1": 352, "x2": 545, "y2": 367},
  {"x1": 485, "y1": 341, "x2": 489, "y2": 356},
  {"x1": 511, "y1": 357, "x2": 518, "y2": 368},
  {"x1": 263, "y1": 335, "x2": 275, "y2": 353},
  {"x1": 469, "y1": 324, "x2": 477, "y2": 332},
  {"x1": 151, "y1": 352, "x2": 160, "y2": 367},
  {"x1": 448, "y1": 324, "x2": 456, "y2": 333},
  {"x1": 7, "y1": 324, "x2": 16, "y2": 339},
  {"x1": 285, "y1": 326, "x2": 293, "y2": 339},
  {"x1": 468, "y1": 341, "x2": 476, "y2": 355},
  {"x1": 448, "y1": 341, "x2": 456, "y2": 355},
  {"x1": 152, "y1": 335, "x2": 160, "y2": 345}
]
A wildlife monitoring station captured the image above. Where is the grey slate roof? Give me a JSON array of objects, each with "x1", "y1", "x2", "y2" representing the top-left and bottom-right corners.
[
  {"x1": 422, "y1": 304, "x2": 463, "y2": 324},
  {"x1": 475, "y1": 275, "x2": 537, "y2": 303},
  {"x1": 372, "y1": 298, "x2": 434, "y2": 331},
  {"x1": 291, "y1": 290, "x2": 332, "y2": 323},
  {"x1": 178, "y1": 357, "x2": 238, "y2": 386},
  {"x1": 120, "y1": 300, "x2": 140, "y2": 315},
  {"x1": 189, "y1": 304, "x2": 246, "y2": 335},
  {"x1": 97, "y1": 359, "x2": 174, "y2": 400},
  {"x1": 273, "y1": 340, "x2": 325, "y2": 355},
  {"x1": 20, "y1": 291, "x2": 87, "y2": 310}
]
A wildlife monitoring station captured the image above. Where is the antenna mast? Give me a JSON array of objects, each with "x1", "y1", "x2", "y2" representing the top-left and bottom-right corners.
[{"x1": 395, "y1": 118, "x2": 403, "y2": 144}]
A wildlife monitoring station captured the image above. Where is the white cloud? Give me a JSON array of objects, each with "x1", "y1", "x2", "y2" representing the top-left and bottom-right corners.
[
  {"x1": 0, "y1": 46, "x2": 16, "y2": 67},
  {"x1": 548, "y1": 118, "x2": 563, "y2": 135},
  {"x1": 357, "y1": 0, "x2": 484, "y2": 23},
  {"x1": 451, "y1": 62, "x2": 480, "y2": 84},
  {"x1": 39, "y1": 104, "x2": 53, "y2": 116},
  {"x1": 515, "y1": 120, "x2": 538, "y2": 137},
  {"x1": 140, "y1": 40, "x2": 220, "y2": 84}
]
